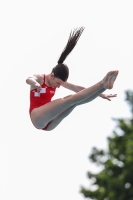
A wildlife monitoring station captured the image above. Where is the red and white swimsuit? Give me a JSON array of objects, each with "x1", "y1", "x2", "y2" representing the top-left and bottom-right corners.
[{"x1": 29, "y1": 75, "x2": 56, "y2": 114}]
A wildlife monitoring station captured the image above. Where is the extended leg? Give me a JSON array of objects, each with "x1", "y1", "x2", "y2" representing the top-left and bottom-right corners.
[{"x1": 45, "y1": 88, "x2": 105, "y2": 131}]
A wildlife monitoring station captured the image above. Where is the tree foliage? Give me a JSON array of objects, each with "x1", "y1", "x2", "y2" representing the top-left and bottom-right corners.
[{"x1": 80, "y1": 90, "x2": 133, "y2": 200}]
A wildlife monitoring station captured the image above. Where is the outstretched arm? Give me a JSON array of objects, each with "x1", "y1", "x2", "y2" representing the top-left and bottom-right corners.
[
  {"x1": 62, "y1": 82, "x2": 117, "y2": 101},
  {"x1": 62, "y1": 82, "x2": 85, "y2": 92}
]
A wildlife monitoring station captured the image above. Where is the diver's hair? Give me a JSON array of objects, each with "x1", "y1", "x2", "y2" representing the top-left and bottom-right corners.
[
  {"x1": 52, "y1": 63, "x2": 69, "y2": 82},
  {"x1": 57, "y1": 27, "x2": 85, "y2": 64}
]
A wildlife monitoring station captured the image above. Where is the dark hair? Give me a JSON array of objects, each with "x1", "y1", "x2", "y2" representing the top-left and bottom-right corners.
[
  {"x1": 52, "y1": 64, "x2": 69, "y2": 82},
  {"x1": 52, "y1": 27, "x2": 85, "y2": 81}
]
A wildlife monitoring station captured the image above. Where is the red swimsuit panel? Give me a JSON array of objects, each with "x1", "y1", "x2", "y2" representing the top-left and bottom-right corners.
[{"x1": 29, "y1": 75, "x2": 56, "y2": 114}]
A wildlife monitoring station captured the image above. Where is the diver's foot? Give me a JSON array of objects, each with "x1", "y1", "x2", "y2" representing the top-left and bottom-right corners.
[{"x1": 102, "y1": 70, "x2": 119, "y2": 89}]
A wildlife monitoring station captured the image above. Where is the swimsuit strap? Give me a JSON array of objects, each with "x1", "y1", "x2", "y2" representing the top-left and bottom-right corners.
[{"x1": 43, "y1": 74, "x2": 45, "y2": 86}]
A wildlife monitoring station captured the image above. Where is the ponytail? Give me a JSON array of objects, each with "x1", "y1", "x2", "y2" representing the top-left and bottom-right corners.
[
  {"x1": 57, "y1": 27, "x2": 85, "y2": 64},
  {"x1": 52, "y1": 27, "x2": 85, "y2": 82}
]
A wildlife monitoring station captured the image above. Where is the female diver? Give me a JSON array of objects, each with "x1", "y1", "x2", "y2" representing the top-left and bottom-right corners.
[{"x1": 26, "y1": 27, "x2": 119, "y2": 131}]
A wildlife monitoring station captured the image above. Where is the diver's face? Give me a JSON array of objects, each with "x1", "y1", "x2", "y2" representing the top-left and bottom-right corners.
[{"x1": 50, "y1": 74, "x2": 65, "y2": 88}]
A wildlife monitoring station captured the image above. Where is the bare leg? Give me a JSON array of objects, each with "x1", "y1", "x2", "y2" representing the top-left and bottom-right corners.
[
  {"x1": 45, "y1": 88, "x2": 105, "y2": 131},
  {"x1": 45, "y1": 105, "x2": 76, "y2": 131},
  {"x1": 30, "y1": 71, "x2": 118, "y2": 129}
]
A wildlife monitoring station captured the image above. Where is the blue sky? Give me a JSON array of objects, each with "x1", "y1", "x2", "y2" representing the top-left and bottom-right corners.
[{"x1": 0, "y1": 1, "x2": 133, "y2": 200}]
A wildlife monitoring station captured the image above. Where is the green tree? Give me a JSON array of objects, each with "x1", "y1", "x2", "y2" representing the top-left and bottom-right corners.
[{"x1": 80, "y1": 90, "x2": 133, "y2": 200}]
